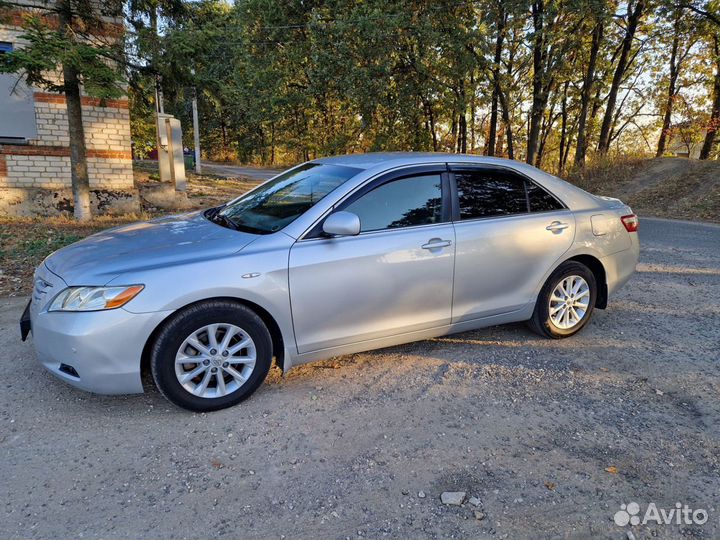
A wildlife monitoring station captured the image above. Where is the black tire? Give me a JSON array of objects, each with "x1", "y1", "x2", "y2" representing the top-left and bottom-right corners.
[
  {"x1": 527, "y1": 261, "x2": 597, "y2": 339},
  {"x1": 150, "y1": 300, "x2": 272, "y2": 412}
]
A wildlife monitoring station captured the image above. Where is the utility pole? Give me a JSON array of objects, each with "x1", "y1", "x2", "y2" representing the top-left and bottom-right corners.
[
  {"x1": 192, "y1": 88, "x2": 201, "y2": 174},
  {"x1": 190, "y1": 68, "x2": 201, "y2": 174}
]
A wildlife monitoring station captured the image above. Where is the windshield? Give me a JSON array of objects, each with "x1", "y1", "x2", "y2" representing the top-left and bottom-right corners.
[{"x1": 212, "y1": 163, "x2": 360, "y2": 234}]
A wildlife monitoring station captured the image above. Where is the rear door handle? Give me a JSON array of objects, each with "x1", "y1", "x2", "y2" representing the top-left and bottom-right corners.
[
  {"x1": 421, "y1": 238, "x2": 452, "y2": 250},
  {"x1": 546, "y1": 221, "x2": 569, "y2": 233}
]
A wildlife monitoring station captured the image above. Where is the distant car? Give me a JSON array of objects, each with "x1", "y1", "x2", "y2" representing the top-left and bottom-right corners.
[{"x1": 21, "y1": 153, "x2": 639, "y2": 411}]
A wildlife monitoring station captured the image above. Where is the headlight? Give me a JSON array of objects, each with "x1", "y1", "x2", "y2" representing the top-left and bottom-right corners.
[{"x1": 49, "y1": 285, "x2": 144, "y2": 312}]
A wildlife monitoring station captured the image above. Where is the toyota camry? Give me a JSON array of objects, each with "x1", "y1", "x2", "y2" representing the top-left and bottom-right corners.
[{"x1": 21, "y1": 153, "x2": 639, "y2": 411}]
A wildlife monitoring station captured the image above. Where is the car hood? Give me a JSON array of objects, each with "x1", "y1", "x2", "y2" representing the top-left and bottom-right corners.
[{"x1": 44, "y1": 211, "x2": 259, "y2": 285}]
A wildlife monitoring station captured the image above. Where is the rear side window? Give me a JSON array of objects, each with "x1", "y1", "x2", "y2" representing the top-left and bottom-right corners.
[
  {"x1": 455, "y1": 170, "x2": 527, "y2": 219},
  {"x1": 526, "y1": 181, "x2": 564, "y2": 212},
  {"x1": 344, "y1": 174, "x2": 443, "y2": 232},
  {"x1": 454, "y1": 169, "x2": 564, "y2": 220}
]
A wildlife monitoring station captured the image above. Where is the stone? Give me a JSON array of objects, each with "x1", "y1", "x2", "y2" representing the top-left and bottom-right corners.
[
  {"x1": 468, "y1": 496, "x2": 482, "y2": 507},
  {"x1": 418, "y1": 491, "x2": 426, "y2": 499},
  {"x1": 440, "y1": 491, "x2": 466, "y2": 505}
]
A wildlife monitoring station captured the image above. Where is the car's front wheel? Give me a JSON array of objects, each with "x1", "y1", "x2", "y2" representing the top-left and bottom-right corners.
[
  {"x1": 150, "y1": 300, "x2": 272, "y2": 412},
  {"x1": 528, "y1": 261, "x2": 597, "y2": 339}
]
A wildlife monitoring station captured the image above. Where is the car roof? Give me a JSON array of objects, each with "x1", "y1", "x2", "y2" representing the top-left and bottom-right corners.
[{"x1": 314, "y1": 152, "x2": 527, "y2": 171}]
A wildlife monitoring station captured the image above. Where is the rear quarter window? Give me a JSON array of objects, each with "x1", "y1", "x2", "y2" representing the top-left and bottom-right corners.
[{"x1": 526, "y1": 181, "x2": 565, "y2": 212}]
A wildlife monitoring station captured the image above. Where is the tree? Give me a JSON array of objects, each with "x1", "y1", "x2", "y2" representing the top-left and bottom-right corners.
[
  {"x1": 655, "y1": 6, "x2": 697, "y2": 157},
  {"x1": 0, "y1": 0, "x2": 125, "y2": 220},
  {"x1": 700, "y1": 32, "x2": 720, "y2": 159},
  {"x1": 574, "y1": 6, "x2": 606, "y2": 167},
  {"x1": 526, "y1": 0, "x2": 581, "y2": 165},
  {"x1": 597, "y1": 0, "x2": 646, "y2": 154},
  {"x1": 485, "y1": 0, "x2": 507, "y2": 156},
  {"x1": 121, "y1": 0, "x2": 718, "y2": 169},
  {"x1": 676, "y1": 0, "x2": 720, "y2": 159}
]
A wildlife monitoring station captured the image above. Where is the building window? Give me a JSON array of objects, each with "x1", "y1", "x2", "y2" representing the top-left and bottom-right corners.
[{"x1": 0, "y1": 41, "x2": 38, "y2": 143}]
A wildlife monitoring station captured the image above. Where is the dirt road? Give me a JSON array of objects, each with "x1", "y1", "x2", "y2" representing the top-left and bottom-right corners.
[
  {"x1": 1, "y1": 217, "x2": 718, "y2": 540},
  {"x1": 201, "y1": 161, "x2": 282, "y2": 180}
]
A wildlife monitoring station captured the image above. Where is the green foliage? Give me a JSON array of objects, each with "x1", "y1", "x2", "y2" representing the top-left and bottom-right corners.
[
  {"x1": 128, "y1": 84, "x2": 156, "y2": 158},
  {"x1": 0, "y1": 5, "x2": 126, "y2": 100}
]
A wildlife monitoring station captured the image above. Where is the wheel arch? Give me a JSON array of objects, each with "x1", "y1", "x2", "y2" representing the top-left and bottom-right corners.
[
  {"x1": 139, "y1": 296, "x2": 287, "y2": 388},
  {"x1": 564, "y1": 254, "x2": 608, "y2": 309}
]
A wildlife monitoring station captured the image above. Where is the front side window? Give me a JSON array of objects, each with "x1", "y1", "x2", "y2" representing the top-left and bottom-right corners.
[
  {"x1": 344, "y1": 174, "x2": 443, "y2": 232},
  {"x1": 455, "y1": 170, "x2": 527, "y2": 219},
  {"x1": 215, "y1": 163, "x2": 360, "y2": 234}
]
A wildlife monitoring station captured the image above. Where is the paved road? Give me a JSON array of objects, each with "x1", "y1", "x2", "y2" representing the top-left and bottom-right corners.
[
  {"x1": 1, "y1": 218, "x2": 718, "y2": 540},
  {"x1": 201, "y1": 161, "x2": 282, "y2": 180}
]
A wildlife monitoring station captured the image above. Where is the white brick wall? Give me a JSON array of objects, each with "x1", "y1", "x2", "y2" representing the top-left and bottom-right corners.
[
  {"x1": 83, "y1": 106, "x2": 132, "y2": 153},
  {"x1": 33, "y1": 102, "x2": 70, "y2": 146},
  {"x1": 1, "y1": 99, "x2": 135, "y2": 190},
  {"x1": 1, "y1": 154, "x2": 134, "y2": 190},
  {"x1": 88, "y1": 157, "x2": 134, "y2": 190},
  {"x1": 2, "y1": 155, "x2": 71, "y2": 189}
]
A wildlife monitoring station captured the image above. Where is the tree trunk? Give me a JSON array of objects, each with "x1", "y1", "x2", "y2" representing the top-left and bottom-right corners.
[
  {"x1": 469, "y1": 72, "x2": 476, "y2": 152},
  {"x1": 558, "y1": 81, "x2": 569, "y2": 174},
  {"x1": 597, "y1": 0, "x2": 645, "y2": 154},
  {"x1": 503, "y1": 43, "x2": 515, "y2": 160},
  {"x1": 574, "y1": 20, "x2": 603, "y2": 167},
  {"x1": 58, "y1": 2, "x2": 91, "y2": 221},
  {"x1": 486, "y1": 3, "x2": 506, "y2": 157},
  {"x1": 527, "y1": 0, "x2": 547, "y2": 165},
  {"x1": 537, "y1": 93, "x2": 558, "y2": 168},
  {"x1": 458, "y1": 113, "x2": 467, "y2": 153},
  {"x1": 700, "y1": 34, "x2": 720, "y2": 159},
  {"x1": 220, "y1": 116, "x2": 228, "y2": 152},
  {"x1": 656, "y1": 14, "x2": 681, "y2": 157},
  {"x1": 423, "y1": 99, "x2": 438, "y2": 151}
]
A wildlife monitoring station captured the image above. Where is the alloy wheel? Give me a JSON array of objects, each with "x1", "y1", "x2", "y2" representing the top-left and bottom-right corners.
[
  {"x1": 548, "y1": 275, "x2": 591, "y2": 330},
  {"x1": 174, "y1": 323, "x2": 256, "y2": 398}
]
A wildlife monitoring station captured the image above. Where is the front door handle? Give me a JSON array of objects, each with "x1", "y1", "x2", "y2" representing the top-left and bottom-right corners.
[
  {"x1": 546, "y1": 221, "x2": 569, "y2": 233},
  {"x1": 421, "y1": 238, "x2": 452, "y2": 250}
]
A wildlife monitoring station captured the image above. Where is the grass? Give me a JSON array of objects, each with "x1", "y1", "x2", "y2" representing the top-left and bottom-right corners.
[
  {"x1": 0, "y1": 215, "x2": 147, "y2": 297},
  {"x1": 563, "y1": 155, "x2": 647, "y2": 194}
]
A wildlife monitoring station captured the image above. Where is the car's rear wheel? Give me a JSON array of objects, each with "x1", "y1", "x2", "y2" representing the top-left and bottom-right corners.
[
  {"x1": 528, "y1": 261, "x2": 597, "y2": 339},
  {"x1": 150, "y1": 300, "x2": 272, "y2": 412}
]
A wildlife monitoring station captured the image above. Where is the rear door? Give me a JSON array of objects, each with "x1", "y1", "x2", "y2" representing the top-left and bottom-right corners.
[
  {"x1": 450, "y1": 166, "x2": 575, "y2": 323},
  {"x1": 288, "y1": 166, "x2": 455, "y2": 353}
]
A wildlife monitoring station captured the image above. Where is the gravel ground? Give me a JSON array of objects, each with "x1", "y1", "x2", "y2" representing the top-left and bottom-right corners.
[{"x1": 0, "y1": 217, "x2": 718, "y2": 540}]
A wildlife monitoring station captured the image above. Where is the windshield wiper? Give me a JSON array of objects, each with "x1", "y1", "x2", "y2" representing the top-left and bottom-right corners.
[
  {"x1": 217, "y1": 214, "x2": 240, "y2": 230},
  {"x1": 205, "y1": 207, "x2": 239, "y2": 231}
]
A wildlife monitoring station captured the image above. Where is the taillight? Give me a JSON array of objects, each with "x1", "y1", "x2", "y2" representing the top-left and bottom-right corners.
[{"x1": 621, "y1": 214, "x2": 639, "y2": 232}]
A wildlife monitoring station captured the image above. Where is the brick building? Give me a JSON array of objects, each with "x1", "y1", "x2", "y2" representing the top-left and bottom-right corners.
[{"x1": 0, "y1": 2, "x2": 137, "y2": 215}]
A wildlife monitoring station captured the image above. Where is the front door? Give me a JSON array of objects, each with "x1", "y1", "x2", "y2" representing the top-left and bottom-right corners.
[{"x1": 289, "y1": 169, "x2": 455, "y2": 354}]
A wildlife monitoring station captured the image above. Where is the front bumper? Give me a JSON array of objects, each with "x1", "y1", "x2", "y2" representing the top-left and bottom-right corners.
[{"x1": 30, "y1": 305, "x2": 173, "y2": 395}]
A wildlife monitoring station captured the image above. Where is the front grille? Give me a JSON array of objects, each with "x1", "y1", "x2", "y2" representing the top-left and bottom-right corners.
[
  {"x1": 32, "y1": 277, "x2": 53, "y2": 304},
  {"x1": 31, "y1": 265, "x2": 63, "y2": 314}
]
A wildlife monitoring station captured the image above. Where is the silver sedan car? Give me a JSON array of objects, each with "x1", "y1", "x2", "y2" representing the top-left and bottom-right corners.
[{"x1": 21, "y1": 153, "x2": 639, "y2": 411}]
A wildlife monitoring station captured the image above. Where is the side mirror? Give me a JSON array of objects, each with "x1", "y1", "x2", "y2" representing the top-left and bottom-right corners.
[{"x1": 322, "y1": 211, "x2": 361, "y2": 237}]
